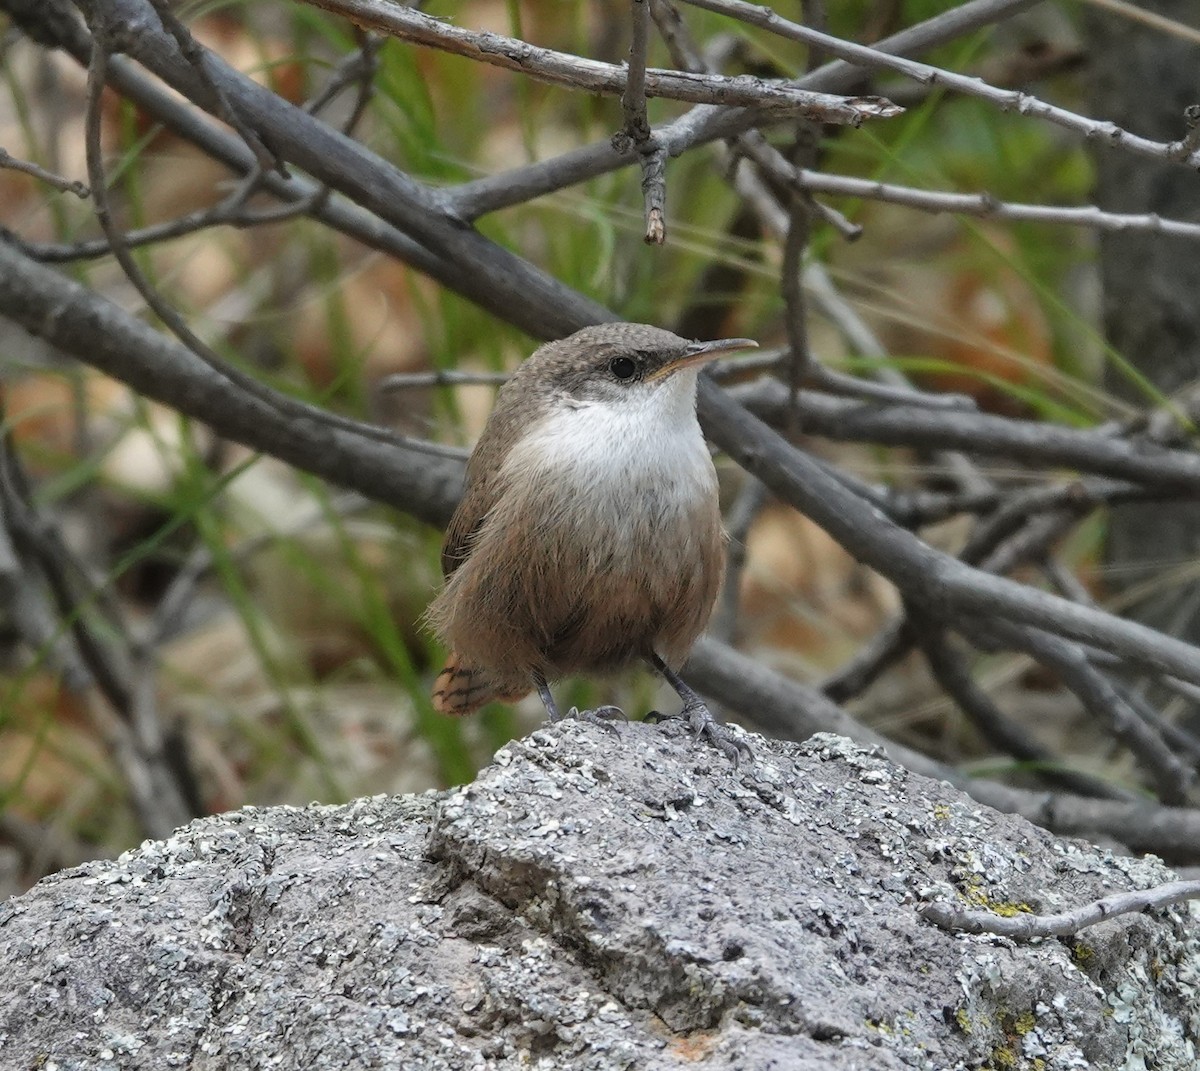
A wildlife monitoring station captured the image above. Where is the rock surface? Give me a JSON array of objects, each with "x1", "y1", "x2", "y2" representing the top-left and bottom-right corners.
[{"x1": 0, "y1": 724, "x2": 1197, "y2": 1070}]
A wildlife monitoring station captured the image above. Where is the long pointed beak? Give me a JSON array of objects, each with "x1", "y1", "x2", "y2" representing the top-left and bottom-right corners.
[{"x1": 649, "y1": 337, "x2": 759, "y2": 380}]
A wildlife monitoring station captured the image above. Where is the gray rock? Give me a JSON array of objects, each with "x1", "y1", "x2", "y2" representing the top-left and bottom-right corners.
[{"x1": 0, "y1": 725, "x2": 1196, "y2": 1070}]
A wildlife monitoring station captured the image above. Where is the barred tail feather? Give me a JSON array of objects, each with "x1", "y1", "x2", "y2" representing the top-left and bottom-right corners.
[{"x1": 432, "y1": 652, "x2": 529, "y2": 716}]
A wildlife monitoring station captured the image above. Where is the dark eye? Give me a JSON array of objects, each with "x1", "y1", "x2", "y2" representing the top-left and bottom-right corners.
[{"x1": 609, "y1": 356, "x2": 637, "y2": 380}]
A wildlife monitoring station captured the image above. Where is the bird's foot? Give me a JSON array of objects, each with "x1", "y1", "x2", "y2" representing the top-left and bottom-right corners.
[
  {"x1": 555, "y1": 704, "x2": 626, "y2": 735},
  {"x1": 646, "y1": 701, "x2": 753, "y2": 768}
]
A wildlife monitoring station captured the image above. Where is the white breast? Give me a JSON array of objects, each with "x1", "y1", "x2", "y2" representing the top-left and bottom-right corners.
[{"x1": 499, "y1": 368, "x2": 718, "y2": 532}]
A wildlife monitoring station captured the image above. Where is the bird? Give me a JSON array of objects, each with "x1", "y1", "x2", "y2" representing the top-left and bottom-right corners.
[{"x1": 426, "y1": 322, "x2": 756, "y2": 761}]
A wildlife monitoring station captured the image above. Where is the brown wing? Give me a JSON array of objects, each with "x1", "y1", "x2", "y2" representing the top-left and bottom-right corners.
[
  {"x1": 440, "y1": 345, "x2": 555, "y2": 577},
  {"x1": 440, "y1": 468, "x2": 497, "y2": 577}
]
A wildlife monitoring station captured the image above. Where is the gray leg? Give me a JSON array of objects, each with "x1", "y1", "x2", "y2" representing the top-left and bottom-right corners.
[
  {"x1": 532, "y1": 671, "x2": 623, "y2": 734},
  {"x1": 645, "y1": 653, "x2": 752, "y2": 767},
  {"x1": 533, "y1": 670, "x2": 563, "y2": 720}
]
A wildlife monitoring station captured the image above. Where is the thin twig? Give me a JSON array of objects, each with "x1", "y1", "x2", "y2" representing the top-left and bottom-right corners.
[
  {"x1": 820, "y1": 615, "x2": 914, "y2": 702},
  {"x1": 921, "y1": 878, "x2": 1200, "y2": 938},
  {"x1": 700, "y1": 381, "x2": 1200, "y2": 688},
  {"x1": 618, "y1": 0, "x2": 667, "y2": 243},
  {"x1": 380, "y1": 369, "x2": 512, "y2": 390},
  {"x1": 0, "y1": 146, "x2": 88, "y2": 197},
  {"x1": 781, "y1": 192, "x2": 813, "y2": 418},
  {"x1": 449, "y1": 0, "x2": 1043, "y2": 219},
  {"x1": 0, "y1": 240, "x2": 464, "y2": 530}
]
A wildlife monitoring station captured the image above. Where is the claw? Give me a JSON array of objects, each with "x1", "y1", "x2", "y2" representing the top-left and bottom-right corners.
[
  {"x1": 655, "y1": 700, "x2": 753, "y2": 768},
  {"x1": 562, "y1": 705, "x2": 625, "y2": 736}
]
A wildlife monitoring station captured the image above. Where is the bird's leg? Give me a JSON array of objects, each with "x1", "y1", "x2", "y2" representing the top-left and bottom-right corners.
[
  {"x1": 531, "y1": 670, "x2": 624, "y2": 734},
  {"x1": 645, "y1": 652, "x2": 752, "y2": 767}
]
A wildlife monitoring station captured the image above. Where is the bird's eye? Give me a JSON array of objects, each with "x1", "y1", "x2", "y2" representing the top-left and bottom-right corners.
[{"x1": 609, "y1": 356, "x2": 637, "y2": 381}]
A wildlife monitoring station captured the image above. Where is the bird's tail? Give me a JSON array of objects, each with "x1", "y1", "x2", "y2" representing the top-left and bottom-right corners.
[{"x1": 432, "y1": 651, "x2": 530, "y2": 716}]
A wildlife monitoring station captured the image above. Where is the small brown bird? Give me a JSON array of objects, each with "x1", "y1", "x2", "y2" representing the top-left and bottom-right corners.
[{"x1": 427, "y1": 323, "x2": 756, "y2": 760}]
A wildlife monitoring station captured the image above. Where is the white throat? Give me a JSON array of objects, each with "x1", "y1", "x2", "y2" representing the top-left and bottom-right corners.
[{"x1": 501, "y1": 368, "x2": 716, "y2": 504}]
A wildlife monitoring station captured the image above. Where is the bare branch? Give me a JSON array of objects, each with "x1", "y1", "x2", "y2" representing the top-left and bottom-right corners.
[
  {"x1": 979, "y1": 620, "x2": 1196, "y2": 805},
  {"x1": 789, "y1": 169, "x2": 1200, "y2": 240},
  {"x1": 303, "y1": 0, "x2": 899, "y2": 123},
  {"x1": 921, "y1": 878, "x2": 1200, "y2": 938},
  {"x1": 678, "y1": 0, "x2": 1200, "y2": 170},
  {"x1": 917, "y1": 622, "x2": 1131, "y2": 800},
  {"x1": 449, "y1": 0, "x2": 1041, "y2": 218}
]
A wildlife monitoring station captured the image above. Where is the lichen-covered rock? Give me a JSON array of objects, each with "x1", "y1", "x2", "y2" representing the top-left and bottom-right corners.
[{"x1": 0, "y1": 725, "x2": 1196, "y2": 1069}]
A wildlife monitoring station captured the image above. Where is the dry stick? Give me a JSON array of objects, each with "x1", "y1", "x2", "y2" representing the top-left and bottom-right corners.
[
  {"x1": 380, "y1": 369, "x2": 511, "y2": 390},
  {"x1": 676, "y1": 0, "x2": 1200, "y2": 170},
  {"x1": 0, "y1": 428, "x2": 133, "y2": 717},
  {"x1": 1114, "y1": 682, "x2": 1200, "y2": 769},
  {"x1": 144, "y1": 491, "x2": 368, "y2": 648},
  {"x1": 820, "y1": 616, "x2": 913, "y2": 702},
  {"x1": 647, "y1": 10, "x2": 974, "y2": 417},
  {"x1": 686, "y1": 636, "x2": 1200, "y2": 858},
  {"x1": 1044, "y1": 557, "x2": 1200, "y2": 753},
  {"x1": 620, "y1": 0, "x2": 668, "y2": 244},
  {"x1": 0, "y1": 503, "x2": 90, "y2": 691},
  {"x1": 821, "y1": 490, "x2": 1104, "y2": 703},
  {"x1": 11, "y1": 31, "x2": 381, "y2": 264},
  {"x1": 727, "y1": 148, "x2": 984, "y2": 415},
  {"x1": 0, "y1": 145, "x2": 88, "y2": 197},
  {"x1": 66, "y1": 0, "x2": 1007, "y2": 360},
  {"x1": 978, "y1": 509, "x2": 1079, "y2": 580},
  {"x1": 83, "y1": 0, "x2": 615, "y2": 341},
  {"x1": 7, "y1": 195, "x2": 316, "y2": 263},
  {"x1": 1084, "y1": 0, "x2": 1200, "y2": 51},
  {"x1": 303, "y1": 0, "x2": 900, "y2": 124},
  {"x1": 921, "y1": 878, "x2": 1200, "y2": 939},
  {"x1": 802, "y1": 260, "x2": 992, "y2": 495},
  {"x1": 304, "y1": 28, "x2": 382, "y2": 126},
  {"x1": 448, "y1": 0, "x2": 1045, "y2": 218},
  {"x1": 882, "y1": 486, "x2": 1005, "y2": 528}
]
